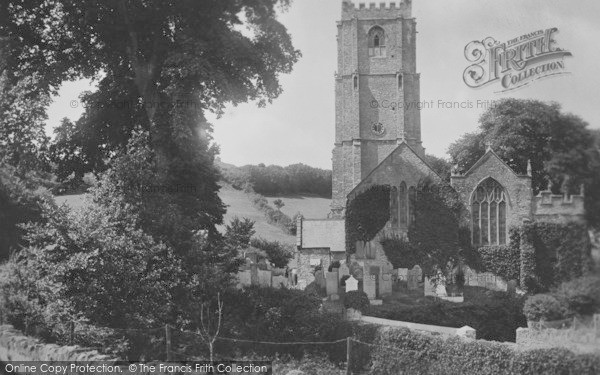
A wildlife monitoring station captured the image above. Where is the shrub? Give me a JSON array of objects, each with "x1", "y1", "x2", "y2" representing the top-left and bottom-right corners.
[
  {"x1": 370, "y1": 327, "x2": 600, "y2": 375},
  {"x1": 367, "y1": 288, "x2": 526, "y2": 342},
  {"x1": 344, "y1": 291, "x2": 370, "y2": 312},
  {"x1": 554, "y1": 275, "x2": 600, "y2": 316},
  {"x1": 477, "y1": 244, "x2": 520, "y2": 282},
  {"x1": 523, "y1": 294, "x2": 566, "y2": 322},
  {"x1": 250, "y1": 238, "x2": 293, "y2": 268},
  {"x1": 345, "y1": 185, "x2": 390, "y2": 254},
  {"x1": 340, "y1": 275, "x2": 350, "y2": 287}
]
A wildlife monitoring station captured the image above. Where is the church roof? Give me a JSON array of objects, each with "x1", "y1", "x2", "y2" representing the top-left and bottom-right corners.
[
  {"x1": 459, "y1": 148, "x2": 526, "y2": 178},
  {"x1": 346, "y1": 140, "x2": 441, "y2": 199}
]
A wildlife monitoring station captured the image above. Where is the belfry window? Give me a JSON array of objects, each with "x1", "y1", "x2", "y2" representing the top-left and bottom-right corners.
[
  {"x1": 368, "y1": 27, "x2": 386, "y2": 57},
  {"x1": 471, "y1": 178, "x2": 507, "y2": 246}
]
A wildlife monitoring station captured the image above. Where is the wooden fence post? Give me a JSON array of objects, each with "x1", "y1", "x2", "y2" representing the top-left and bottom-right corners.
[
  {"x1": 69, "y1": 321, "x2": 75, "y2": 345},
  {"x1": 165, "y1": 325, "x2": 172, "y2": 361},
  {"x1": 346, "y1": 337, "x2": 352, "y2": 375}
]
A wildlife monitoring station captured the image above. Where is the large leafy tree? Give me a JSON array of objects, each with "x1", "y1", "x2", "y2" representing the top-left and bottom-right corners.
[
  {"x1": 1, "y1": 0, "x2": 300, "y2": 238},
  {"x1": 448, "y1": 98, "x2": 600, "y2": 228}
]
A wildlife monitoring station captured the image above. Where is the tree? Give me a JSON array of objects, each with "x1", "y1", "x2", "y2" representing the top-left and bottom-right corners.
[
  {"x1": 1, "y1": 0, "x2": 301, "y2": 237},
  {"x1": 448, "y1": 98, "x2": 600, "y2": 228},
  {"x1": 273, "y1": 199, "x2": 285, "y2": 211}
]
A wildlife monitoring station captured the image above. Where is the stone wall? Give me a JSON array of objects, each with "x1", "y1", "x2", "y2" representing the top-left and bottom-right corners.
[
  {"x1": 0, "y1": 324, "x2": 114, "y2": 364},
  {"x1": 296, "y1": 248, "x2": 331, "y2": 290}
]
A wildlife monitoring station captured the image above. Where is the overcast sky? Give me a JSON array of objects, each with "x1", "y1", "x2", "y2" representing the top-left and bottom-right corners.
[{"x1": 46, "y1": 0, "x2": 600, "y2": 169}]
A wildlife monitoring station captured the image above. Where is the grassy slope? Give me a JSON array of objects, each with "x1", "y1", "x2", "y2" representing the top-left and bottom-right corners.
[{"x1": 53, "y1": 184, "x2": 332, "y2": 246}]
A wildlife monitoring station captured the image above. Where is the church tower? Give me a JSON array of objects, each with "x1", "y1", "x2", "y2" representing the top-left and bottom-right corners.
[{"x1": 331, "y1": 0, "x2": 423, "y2": 215}]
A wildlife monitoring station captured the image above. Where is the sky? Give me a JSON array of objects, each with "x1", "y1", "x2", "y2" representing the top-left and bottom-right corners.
[{"x1": 45, "y1": 0, "x2": 600, "y2": 170}]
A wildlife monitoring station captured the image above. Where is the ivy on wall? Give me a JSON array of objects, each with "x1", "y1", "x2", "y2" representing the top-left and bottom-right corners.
[
  {"x1": 381, "y1": 178, "x2": 464, "y2": 277},
  {"x1": 519, "y1": 222, "x2": 591, "y2": 292},
  {"x1": 345, "y1": 185, "x2": 390, "y2": 254}
]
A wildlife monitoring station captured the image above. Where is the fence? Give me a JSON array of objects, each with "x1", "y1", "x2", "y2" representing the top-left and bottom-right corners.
[{"x1": 5, "y1": 319, "x2": 599, "y2": 374}]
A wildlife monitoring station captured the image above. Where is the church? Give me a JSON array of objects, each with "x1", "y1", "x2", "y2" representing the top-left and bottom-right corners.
[{"x1": 294, "y1": 0, "x2": 585, "y2": 290}]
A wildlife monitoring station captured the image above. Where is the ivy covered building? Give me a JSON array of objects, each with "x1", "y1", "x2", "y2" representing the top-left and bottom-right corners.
[{"x1": 295, "y1": 0, "x2": 588, "y2": 292}]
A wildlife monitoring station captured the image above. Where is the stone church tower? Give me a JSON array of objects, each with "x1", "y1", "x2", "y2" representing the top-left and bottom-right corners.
[{"x1": 331, "y1": 0, "x2": 423, "y2": 215}]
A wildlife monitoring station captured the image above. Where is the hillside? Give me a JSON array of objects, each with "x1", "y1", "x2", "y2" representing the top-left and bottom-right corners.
[{"x1": 54, "y1": 184, "x2": 332, "y2": 245}]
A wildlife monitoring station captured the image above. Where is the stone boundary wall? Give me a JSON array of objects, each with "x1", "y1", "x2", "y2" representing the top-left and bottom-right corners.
[
  {"x1": 0, "y1": 324, "x2": 113, "y2": 362},
  {"x1": 0, "y1": 325, "x2": 179, "y2": 375},
  {"x1": 361, "y1": 316, "x2": 476, "y2": 339}
]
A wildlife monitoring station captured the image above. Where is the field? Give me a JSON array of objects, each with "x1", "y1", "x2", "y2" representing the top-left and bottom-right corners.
[{"x1": 53, "y1": 184, "x2": 332, "y2": 245}]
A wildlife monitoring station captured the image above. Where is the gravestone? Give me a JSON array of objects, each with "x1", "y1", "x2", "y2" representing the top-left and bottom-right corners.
[
  {"x1": 407, "y1": 265, "x2": 422, "y2": 290},
  {"x1": 363, "y1": 274, "x2": 376, "y2": 300},
  {"x1": 435, "y1": 276, "x2": 448, "y2": 297},
  {"x1": 382, "y1": 261, "x2": 393, "y2": 274},
  {"x1": 315, "y1": 270, "x2": 326, "y2": 288},
  {"x1": 397, "y1": 268, "x2": 408, "y2": 282},
  {"x1": 250, "y1": 264, "x2": 259, "y2": 286},
  {"x1": 272, "y1": 275, "x2": 288, "y2": 289},
  {"x1": 423, "y1": 277, "x2": 436, "y2": 296},
  {"x1": 379, "y1": 274, "x2": 393, "y2": 297},
  {"x1": 355, "y1": 241, "x2": 366, "y2": 258},
  {"x1": 507, "y1": 280, "x2": 517, "y2": 295},
  {"x1": 338, "y1": 263, "x2": 350, "y2": 282},
  {"x1": 237, "y1": 271, "x2": 252, "y2": 288},
  {"x1": 326, "y1": 271, "x2": 339, "y2": 296},
  {"x1": 345, "y1": 276, "x2": 359, "y2": 292},
  {"x1": 258, "y1": 270, "x2": 272, "y2": 287}
]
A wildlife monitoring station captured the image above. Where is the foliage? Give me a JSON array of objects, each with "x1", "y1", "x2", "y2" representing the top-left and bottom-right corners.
[
  {"x1": 250, "y1": 193, "x2": 295, "y2": 235},
  {"x1": 380, "y1": 236, "x2": 420, "y2": 270},
  {"x1": 370, "y1": 326, "x2": 600, "y2": 375},
  {"x1": 519, "y1": 221, "x2": 592, "y2": 292},
  {"x1": 553, "y1": 275, "x2": 600, "y2": 316},
  {"x1": 0, "y1": 70, "x2": 51, "y2": 172},
  {"x1": 221, "y1": 163, "x2": 332, "y2": 198},
  {"x1": 448, "y1": 98, "x2": 600, "y2": 228},
  {"x1": 0, "y1": 164, "x2": 51, "y2": 260},
  {"x1": 345, "y1": 185, "x2": 391, "y2": 254},
  {"x1": 476, "y1": 244, "x2": 520, "y2": 282},
  {"x1": 424, "y1": 153, "x2": 452, "y2": 182},
  {"x1": 273, "y1": 199, "x2": 285, "y2": 210},
  {"x1": 250, "y1": 238, "x2": 293, "y2": 268},
  {"x1": 328, "y1": 261, "x2": 341, "y2": 272},
  {"x1": 225, "y1": 217, "x2": 256, "y2": 254},
  {"x1": 368, "y1": 287, "x2": 526, "y2": 342},
  {"x1": 407, "y1": 179, "x2": 463, "y2": 277},
  {"x1": 343, "y1": 291, "x2": 370, "y2": 312},
  {"x1": 523, "y1": 294, "x2": 566, "y2": 322}
]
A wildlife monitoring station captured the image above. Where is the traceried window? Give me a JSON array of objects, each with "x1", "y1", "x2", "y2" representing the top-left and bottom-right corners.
[
  {"x1": 408, "y1": 186, "x2": 416, "y2": 226},
  {"x1": 368, "y1": 26, "x2": 386, "y2": 57},
  {"x1": 390, "y1": 186, "x2": 398, "y2": 227},
  {"x1": 471, "y1": 178, "x2": 507, "y2": 246},
  {"x1": 399, "y1": 182, "x2": 407, "y2": 227}
]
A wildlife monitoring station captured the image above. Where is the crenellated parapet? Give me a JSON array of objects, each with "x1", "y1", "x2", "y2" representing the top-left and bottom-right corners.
[
  {"x1": 342, "y1": 0, "x2": 412, "y2": 20},
  {"x1": 533, "y1": 187, "x2": 586, "y2": 223}
]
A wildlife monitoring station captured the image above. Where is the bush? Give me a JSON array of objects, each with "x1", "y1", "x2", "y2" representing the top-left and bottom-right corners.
[
  {"x1": 477, "y1": 244, "x2": 520, "y2": 282},
  {"x1": 250, "y1": 238, "x2": 293, "y2": 268},
  {"x1": 345, "y1": 185, "x2": 390, "y2": 254},
  {"x1": 370, "y1": 327, "x2": 600, "y2": 375},
  {"x1": 344, "y1": 291, "x2": 370, "y2": 312},
  {"x1": 523, "y1": 294, "x2": 566, "y2": 322},
  {"x1": 554, "y1": 275, "x2": 600, "y2": 316},
  {"x1": 368, "y1": 288, "x2": 526, "y2": 342}
]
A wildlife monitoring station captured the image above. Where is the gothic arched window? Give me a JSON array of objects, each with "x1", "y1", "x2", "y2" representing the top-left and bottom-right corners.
[
  {"x1": 408, "y1": 186, "x2": 416, "y2": 226},
  {"x1": 399, "y1": 182, "x2": 407, "y2": 228},
  {"x1": 368, "y1": 26, "x2": 386, "y2": 57},
  {"x1": 471, "y1": 178, "x2": 507, "y2": 246},
  {"x1": 390, "y1": 186, "x2": 398, "y2": 227}
]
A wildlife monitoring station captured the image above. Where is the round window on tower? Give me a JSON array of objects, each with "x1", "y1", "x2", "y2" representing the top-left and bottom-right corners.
[{"x1": 371, "y1": 122, "x2": 385, "y2": 136}]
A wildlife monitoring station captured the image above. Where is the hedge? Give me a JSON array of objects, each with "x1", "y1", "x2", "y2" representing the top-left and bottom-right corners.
[
  {"x1": 477, "y1": 243, "x2": 520, "y2": 282},
  {"x1": 370, "y1": 327, "x2": 600, "y2": 375}
]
